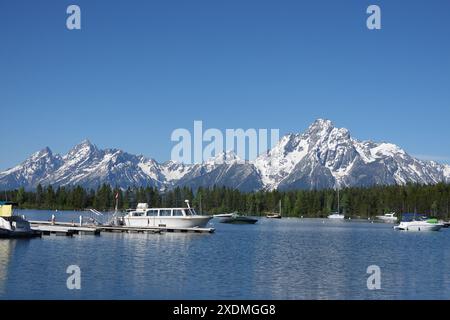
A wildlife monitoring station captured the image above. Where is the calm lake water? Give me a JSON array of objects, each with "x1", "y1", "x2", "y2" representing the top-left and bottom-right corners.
[{"x1": 1, "y1": 209, "x2": 450, "y2": 300}]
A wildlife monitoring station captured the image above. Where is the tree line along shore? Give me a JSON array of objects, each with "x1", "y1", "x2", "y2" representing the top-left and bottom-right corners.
[{"x1": 1, "y1": 183, "x2": 450, "y2": 219}]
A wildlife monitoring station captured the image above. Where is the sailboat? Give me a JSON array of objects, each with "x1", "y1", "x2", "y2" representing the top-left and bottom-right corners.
[
  {"x1": 328, "y1": 185, "x2": 345, "y2": 219},
  {"x1": 266, "y1": 200, "x2": 282, "y2": 219}
]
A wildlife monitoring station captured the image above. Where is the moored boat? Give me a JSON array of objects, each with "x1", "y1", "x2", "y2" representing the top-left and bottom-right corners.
[
  {"x1": 213, "y1": 213, "x2": 234, "y2": 218},
  {"x1": 328, "y1": 212, "x2": 345, "y2": 220},
  {"x1": 328, "y1": 184, "x2": 344, "y2": 220},
  {"x1": 394, "y1": 213, "x2": 444, "y2": 232},
  {"x1": 376, "y1": 212, "x2": 398, "y2": 223},
  {"x1": 219, "y1": 212, "x2": 258, "y2": 224},
  {"x1": 266, "y1": 200, "x2": 282, "y2": 219},
  {"x1": 123, "y1": 200, "x2": 212, "y2": 229},
  {"x1": 0, "y1": 201, "x2": 39, "y2": 238}
]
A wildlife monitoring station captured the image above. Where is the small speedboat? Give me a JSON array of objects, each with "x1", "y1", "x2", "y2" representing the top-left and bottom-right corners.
[
  {"x1": 220, "y1": 213, "x2": 258, "y2": 224},
  {"x1": 0, "y1": 202, "x2": 39, "y2": 238},
  {"x1": 376, "y1": 212, "x2": 398, "y2": 223},
  {"x1": 394, "y1": 213, "x2": 444, "y2": 232},
  {"x1": 213, "y1": 213, "x2": 234, "y2": 218},
  {"x1": 265, "y1": 213, "x2": 281, "y2": 219}
]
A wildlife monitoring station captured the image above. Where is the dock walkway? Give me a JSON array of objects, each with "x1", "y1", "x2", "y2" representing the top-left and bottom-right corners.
[{"x1": 29, "y1": 220, "x2": 215, "y2": 236}]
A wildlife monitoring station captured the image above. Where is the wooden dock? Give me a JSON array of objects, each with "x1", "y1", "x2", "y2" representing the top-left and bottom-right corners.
[
  {"x1": 29, "y1": 221, "x2": 215, "y2": 236},
  {"x1": 30, "y1": 221, "x2": 101, "y2": 236},
  {"x1": 99, "y1": 225, "x2": 215, "y2": 234}
]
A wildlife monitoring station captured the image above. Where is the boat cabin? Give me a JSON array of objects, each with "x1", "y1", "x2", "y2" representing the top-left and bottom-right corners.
[{"x1": 127, "y1": 203, "x2": 199, "y2": 218}]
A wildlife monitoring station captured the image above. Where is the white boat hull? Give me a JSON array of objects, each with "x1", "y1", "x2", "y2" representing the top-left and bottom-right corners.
[
  {"x1": 394, "y1": 221, "x2": 443, "y2": 232},
  {"x1": 377, "y1": 217, "x2": 398, "y2": 223},
  {"x1": 124, "y1": 216, "x2": 212, "y2": 228},
  {"x1": 328, "y1": 214, "x2": 345, "y2": 220}
]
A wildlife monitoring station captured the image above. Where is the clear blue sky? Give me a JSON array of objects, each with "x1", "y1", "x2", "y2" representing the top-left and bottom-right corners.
[{"x1": 1, "y1": 0, "x2": 449, "y2": 170}]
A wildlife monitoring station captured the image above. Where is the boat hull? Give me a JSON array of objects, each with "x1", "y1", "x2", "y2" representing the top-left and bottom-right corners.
[
  {"x1": 220, "y1": 217, "x2": 258, "y2": 224},
  {"x1": 0, "y1": 216, "x2": 38, "y2": 238},
  {"x1": 394, "y1": 222, "x2": 443, "y2": 232},
  {"x1": 123, "y1": 216, "x2": 212, "y2": 228},
  {"x1": 376, "y1": 217, "x2": 398, "y2": 223},
  {"x1": 266, "y1": 214, "x2": 281, "y2": 219},
  {"x1": 328, "y1": 214, "x2": 345, "y2": 220},
  {"x1": 0, "y1": 228, "x2": 40, "y2": 238}
]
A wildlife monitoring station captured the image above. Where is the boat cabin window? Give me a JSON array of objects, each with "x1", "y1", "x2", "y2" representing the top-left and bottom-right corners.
[
  {"x1": 159, "y1": 209, "x2": 172, "y2": 217},
  {"x1": 146, "y1": 210, "x2": 158, "y2": 217},
  {"x1": 131, "y1": 211, "x2": 145, "y2": 217},
  {"x1": 187, "y1": 209, "x2": 197, "y2": 216},
  {"x1": 173, "y1": 209, "x2": 184, "y2": 216}
]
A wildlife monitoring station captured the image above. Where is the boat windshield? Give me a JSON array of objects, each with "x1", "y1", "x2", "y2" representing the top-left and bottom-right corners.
[
  {"x1": 401, "y1": 213, "x2": 428, "y2": 222},
  {"x1": 131, "y1": 211, "x2": 145, "y2": 217},
  {"x1": 185, "y1": 208, "x2": 197, "y2": 216}
]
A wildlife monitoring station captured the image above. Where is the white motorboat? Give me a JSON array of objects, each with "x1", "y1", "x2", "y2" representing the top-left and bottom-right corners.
[
  {"x1": 376, "y1": 212, "x2": 398, "y2": 223},
  {"x1": 394, "y1": 213, "x2": 444, "y2": 232},
  {"x1": 0, "y1": 201, "x2": 37, "y2": 238},
  {"x1": 123, "y1": 200, "x2": 212, "y2": 229}
]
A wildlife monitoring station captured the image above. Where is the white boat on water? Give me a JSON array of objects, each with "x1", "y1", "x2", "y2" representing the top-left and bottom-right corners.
[
  {"x1": 266, "y1": 200, "x2": 282, "y2": 219},
  {"x1": 328, "y1": 185, "x2": 345, "y2": 220},
  {"x1": 0, "y1": 201, "x2": 37, "y2": 238},
  {"x1": 394, "y1": 213, "x2": 444, "y2": 232},
  {"x1": 123, "y1": 200, "x2": 212, "y2": 229},
  {"x1": 328, "y1": 213, "x2": 345, "y2": 220},
  {"x1": 376, "y1": 212, "x2": 398, "y2": 223}
]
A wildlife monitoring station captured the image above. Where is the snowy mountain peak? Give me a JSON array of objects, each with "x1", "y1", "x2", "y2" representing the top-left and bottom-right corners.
[
  {"x1": 65, "y1": 140, "x2": 99, "y2": 161},
  {"x1": 306, "y1": 118, "x2": 334, "y2": 136},
  {"x1": 0, "y1": 119, "x2": 449, "y2": 191},
  {"x1": 207, "y1": 150, "x2": 241, "y2": 165},
  {"x1": 30, "y1": 147, "x2": 53, "y2": 160}
]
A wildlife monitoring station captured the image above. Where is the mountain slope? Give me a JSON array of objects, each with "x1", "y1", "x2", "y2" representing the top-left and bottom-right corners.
[
  {"x1": 1, "y1": 120, "x2": 449, "y2": 191},
  {"x1": 0, "y1": 147, "x2": 62, "y2": 190},
  {"x1": 254, "y1": 119, "x2": 450, "y2": 190}
]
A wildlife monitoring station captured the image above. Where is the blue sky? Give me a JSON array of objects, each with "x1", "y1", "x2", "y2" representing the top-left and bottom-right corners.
[{"x1": 1, "y1": 0, "x2": 449, "y2": 169}]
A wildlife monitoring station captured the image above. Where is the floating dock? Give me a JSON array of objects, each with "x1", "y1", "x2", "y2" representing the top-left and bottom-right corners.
[
  {"x1": 29, "y1": 220, "x2": 215, "y2": 236},
  {"x1": 30, "y1": 221, "x2": 101, "y2": 236},
  {"x1": 100, "y1": 225, "x2": 215, "y2": 234}
]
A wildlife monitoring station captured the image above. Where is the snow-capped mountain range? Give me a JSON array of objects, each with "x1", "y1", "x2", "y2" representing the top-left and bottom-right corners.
[{"x1": 1, "y1": 119, "x2": 449, "y2": 191}]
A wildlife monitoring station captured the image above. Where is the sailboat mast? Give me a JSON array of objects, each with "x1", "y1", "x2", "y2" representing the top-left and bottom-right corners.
[
  {"x1": 337, "y1": 187, "x2": 340, "y2": 214},
  {"x1": 279, "y1": 199, "x2": 281, "y2": 216},
  {"x1": 114, "y1": 192, "x2": 119, "y2": 214}
]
